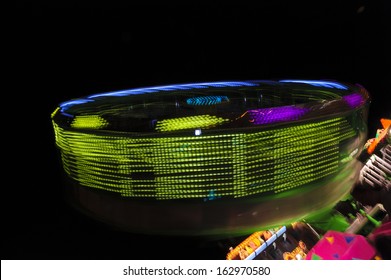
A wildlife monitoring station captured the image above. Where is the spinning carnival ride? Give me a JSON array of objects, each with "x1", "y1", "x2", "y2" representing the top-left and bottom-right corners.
[{"x1": 51, "y1": 80, "x2": 370, "y2": 235}]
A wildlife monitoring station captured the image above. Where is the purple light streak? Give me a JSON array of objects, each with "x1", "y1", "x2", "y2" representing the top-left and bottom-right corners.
[
  {"x1": 343, "y1": 93, "x2": 365, "y2": 108},
  {"x1": 248, "y1": 106, "x2": 309, "y2": 125}
]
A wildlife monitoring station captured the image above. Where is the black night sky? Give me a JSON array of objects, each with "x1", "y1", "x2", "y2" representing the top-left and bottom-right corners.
[{"x1": 5, "y1": 1, "x2": 390, "y2": 260}]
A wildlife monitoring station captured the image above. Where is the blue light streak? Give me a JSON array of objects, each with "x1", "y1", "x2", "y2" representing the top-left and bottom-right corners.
[
  {"x1": 60, "y1": 81, "x2": 257, "y2": 112},
  {"x1": 279, "y1": 80, "x2": 348, "y2": 90},
  {"x1": 59, "y1": 99, "x2": 95, "y2": 112},
  {"x1": 89, "y1": 82, "x2": 257, "y2": 98}
]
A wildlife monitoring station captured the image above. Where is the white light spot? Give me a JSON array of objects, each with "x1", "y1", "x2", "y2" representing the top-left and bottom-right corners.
[{"x1": 195, "y1": 129, "x2": 202, "y2": 136}]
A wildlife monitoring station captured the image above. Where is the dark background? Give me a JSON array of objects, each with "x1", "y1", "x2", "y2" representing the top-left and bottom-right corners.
[{"x1": 5, "y1": 1, "x2": 390, "y2": 260}]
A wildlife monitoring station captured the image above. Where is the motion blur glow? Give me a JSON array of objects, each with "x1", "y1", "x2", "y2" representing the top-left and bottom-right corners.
[
  {"x1": 71, "y1": 115, "x2": 108, "y2": 129},
  {"x1": 60, "y1": 98, "x2": 95, "y2": 112},
  {"x1": 155, "y1": 115, "x2": 229, "y2": 132},
  {"x1": 247, "y1": 106, "x2": 310, "y2": 125},
  {"x1": 186, "y1": 96, "x2": 229, "y2": 106},
  {"x1": 53, "y1": 117, "x2": 355, "y2": 199},
  {"x1": 279, "y1": 79, "x2": 348, "y2": 90},
  {"x1": 343, "y1": 93, "x2": 365, "y2": 108},
  {"x1": 51, "y1": 79, "x2": 370, "y2": 234},
  {"x1": 66, "y1": 82, "x2": 257, "y2": 107}
]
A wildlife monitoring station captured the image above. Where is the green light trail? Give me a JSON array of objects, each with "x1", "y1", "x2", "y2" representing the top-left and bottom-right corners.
[{"x1": 53, "y1": 117, "x2": 356, "y2": 200}]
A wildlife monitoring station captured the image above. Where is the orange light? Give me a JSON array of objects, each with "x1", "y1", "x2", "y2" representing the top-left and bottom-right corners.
[
  {"x1": 380, "y1": 118, "x2": 391, "y2": 129},
  {"x1": 367, "y1": 118, "x2": 390, "y2": 154}
]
